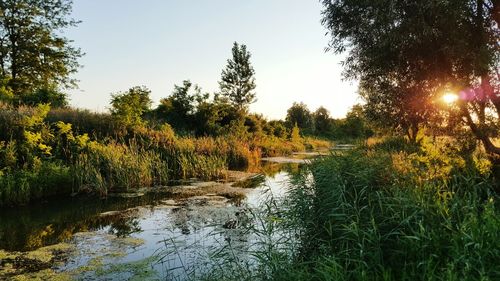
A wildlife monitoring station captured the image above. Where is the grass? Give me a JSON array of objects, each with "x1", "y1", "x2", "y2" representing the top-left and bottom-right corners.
[
  {"x1": 0, "y1": 161, "x2": 72, "y2": 206},
  {"x1": 180, "y1": 136, "x2": 500, "y2": 281}
]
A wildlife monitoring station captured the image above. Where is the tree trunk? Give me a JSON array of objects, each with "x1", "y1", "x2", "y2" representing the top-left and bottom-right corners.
[{"x1": 461, "y1": 104, "x2": 500, "y2": 157}]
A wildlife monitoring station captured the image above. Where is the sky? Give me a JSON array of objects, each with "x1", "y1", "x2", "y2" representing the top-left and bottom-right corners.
[{"x1": 66, "y1": 0, "x2": 360, "y2": 120}]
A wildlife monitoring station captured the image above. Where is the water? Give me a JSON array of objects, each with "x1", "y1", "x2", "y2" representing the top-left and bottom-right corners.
[{"x1": 0, "y1": 161, "x2": 303, "y2": 280}]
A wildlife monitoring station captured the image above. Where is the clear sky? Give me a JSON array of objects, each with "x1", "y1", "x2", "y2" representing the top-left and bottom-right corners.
[{"x1": 66, "y1": 0, "x2": 360, "y2": 120}]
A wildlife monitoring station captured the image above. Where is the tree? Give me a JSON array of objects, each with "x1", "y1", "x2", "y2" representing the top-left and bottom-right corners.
[
  {"x1": 20, "y1": 86, "x2": 68, "y2": 108},
  {"x1": 0, "y1": 0, "x2": 82, "y2": 97},
  {"x1": 156, "y1": 80, "x2": 207, "y2": 132},
  {"x1": 286, "y1": 102, "x2": 313, "y2": 132},
  {"x1": 321, "y1": 0, "x2": 499, "y2": 152},
  {"x1": 313, "y1": 106, "x2": 331, "y2": 135},
  {"x1": 219, "y1": 42, "x2": 257, "y2": 111},
  {"x1": 110, "y1": 86, "x2": 152, "y2": 127},
  {"x1": 341, "y1": 104, "x2": 373, "y2": 139},
  {"x1": 265, "y1": 120, "x2": 288, "y2": 139},
  {"x1": 193, "y1": 93, "x2": 241, "y2": 137}
]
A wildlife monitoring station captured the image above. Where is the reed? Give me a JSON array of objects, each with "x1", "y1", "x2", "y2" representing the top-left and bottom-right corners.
[{"x1": 185, "y1": 137, "x2": 500, "y2": 281}]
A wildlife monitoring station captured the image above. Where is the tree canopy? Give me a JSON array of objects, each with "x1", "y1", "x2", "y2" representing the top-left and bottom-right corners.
[
  {"x1": 286, "y1": 102, "x2": 313, "y2": 132},
  {"x1": 321, "y1": 0, "x2": 500, "y2": 154},
  {"x1": 0, "y1": 0, "x2": 82, "y2": 99}
]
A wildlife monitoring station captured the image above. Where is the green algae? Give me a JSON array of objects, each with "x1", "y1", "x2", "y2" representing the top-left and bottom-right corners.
[
  {"x1": 0, "y1": 242, "x2": 74, "y2": 280},
  {"x1": 95, "y1": 256, "x2": 160, "y2": 281},
  {"x1": 10, "y1": 269, "x2": 73, "y2": 281}
]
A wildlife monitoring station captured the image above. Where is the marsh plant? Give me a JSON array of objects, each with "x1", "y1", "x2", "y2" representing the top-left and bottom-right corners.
[{"x1": 175, "y1": 137, "x2": 499, "y2": 281}]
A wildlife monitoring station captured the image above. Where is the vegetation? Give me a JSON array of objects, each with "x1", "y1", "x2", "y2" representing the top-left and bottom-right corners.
[
  {"x1": 194, "y1": 137, "x2": 499, "y2": 281},
  {"x1": 0, "y1": 0, "x2": 81, "y2": 101},
  {"x1": 320, "y1": 0, "x2": 500, "y2": 154},
  {"x1": 219, "y1": 42, "x2": 257, "y2": 111},
  {"x1": 277, "y1": 138, "x2": 499, "y2": 281},
  {"x1": 2, "y1": 1, "x2": 499, "y2": 280}
]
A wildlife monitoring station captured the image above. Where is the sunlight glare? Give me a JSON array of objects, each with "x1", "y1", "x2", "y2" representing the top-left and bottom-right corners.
[{"x1": 442, "y1": 92, "x2": 458, "y2": 104}]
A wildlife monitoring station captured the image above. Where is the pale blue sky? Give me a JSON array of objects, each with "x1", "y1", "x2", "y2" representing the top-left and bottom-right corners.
[{"x1": 66, "y1": 0, "x2": 359, "y2": 119}]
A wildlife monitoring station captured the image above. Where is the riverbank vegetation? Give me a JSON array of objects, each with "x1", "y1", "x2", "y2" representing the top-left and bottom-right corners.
[
  {"x1": 0, "y1": 2, "x2": 349, "y2": 207},
  {"x1": 0, "y1": 97, "x2": 338, "y2": 206},
  {"x1": 177, "y1": 0, "x2": 500, "y2": 280},
  {"x1": 194, "y1": 136, "x2": 499, "y2": 281}
]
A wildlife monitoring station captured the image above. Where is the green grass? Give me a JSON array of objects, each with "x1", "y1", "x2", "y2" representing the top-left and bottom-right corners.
[
  {"x1": 0, "y1": 161, "x2": 72, "y2": 206},
  {"x1": 187, "y1": 137, "x2": 500, "y2": 281}
]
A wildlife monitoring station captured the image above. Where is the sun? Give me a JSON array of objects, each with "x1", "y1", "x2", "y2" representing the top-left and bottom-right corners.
[{"x1": 442, "y1": 92, "x2": 458, "y2": 104}]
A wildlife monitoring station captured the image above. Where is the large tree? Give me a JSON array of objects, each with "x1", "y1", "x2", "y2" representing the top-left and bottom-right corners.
[
  {"x1": 0, "y1": 0, "x2": 82, "y2": 97},
  {"x1": 219, "y1": 42, "x2": 257, "y2": 111},
  {"x1": 313, "y1": 106, "x2": 331, "y2": 135},
  {"x1": 321, "y1": 0, "x2": 500, "y2": 154}
]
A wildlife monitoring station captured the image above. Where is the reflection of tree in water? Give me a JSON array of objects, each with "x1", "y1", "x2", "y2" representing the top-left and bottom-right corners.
[
  {"x1": 108, "y1": 217, "x2": 141, "y2": 237},
  {"x1": 260, "y1": 162, "x2": 301, "y2": 178},
  {"x1": 0, "y1": 194, "x2": 162, "y2": 251}
]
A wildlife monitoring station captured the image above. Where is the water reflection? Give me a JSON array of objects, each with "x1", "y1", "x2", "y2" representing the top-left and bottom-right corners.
[
  {"x1": 0, "y1": 193, "x2": 166, "y2": 251},
  {"x1": 0, "y1": 159, "x2": 308, "y2": 280}
]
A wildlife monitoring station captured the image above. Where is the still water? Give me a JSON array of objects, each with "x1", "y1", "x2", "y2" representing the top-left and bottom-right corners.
[{"x1": 0, "y1": 161, "x2": 304, "y2": 280}]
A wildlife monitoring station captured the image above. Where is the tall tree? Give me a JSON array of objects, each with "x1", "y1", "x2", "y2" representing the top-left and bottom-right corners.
[
  {"x1": 321, "y1": 0, "x2": 499, "y2": 152},
  {"x1": 0, "y1": 0, "x2": 82, "y2": 97},
  {"x1": 313, "y1": 106, "x2": 331, "y2": 135},
  {"x1": 219, "y1": 42, "x2": 257, "y2": 111}
]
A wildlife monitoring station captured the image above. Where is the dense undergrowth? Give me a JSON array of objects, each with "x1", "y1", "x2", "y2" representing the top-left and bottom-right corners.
[
  {"x1": 0, "y1": 104, "x2": 331, "y2": 206},
  {"x1": 196, "y1": 136, "x2": 499, "y2": 281}
]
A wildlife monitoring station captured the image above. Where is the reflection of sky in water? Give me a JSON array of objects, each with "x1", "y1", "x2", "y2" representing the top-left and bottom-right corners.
[{"x1": 53, "y1": 169, "x2": 299, "y2": 280}]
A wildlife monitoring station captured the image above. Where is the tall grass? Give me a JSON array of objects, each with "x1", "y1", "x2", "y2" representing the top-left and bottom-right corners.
[
  {"x1": 0, "y1": 161, "x2": 72, "y2": 206},
  {"x1": 46, "y1": 108, "x2": 125, "y2": 139},
  {"x1": 186, "y1": 137, "x2": 499, "y2": 281},
  {"x1": 279, "y1": 139, "x2": 499, "y2": 280},
  {"x1": 72, "y1": 141, "x2": 169, "y2": 195}
]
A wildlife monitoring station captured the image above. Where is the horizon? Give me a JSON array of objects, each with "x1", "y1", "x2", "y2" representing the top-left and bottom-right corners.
[{"x1": 66, "y1": 0, "x2": 360, "y2": 120}]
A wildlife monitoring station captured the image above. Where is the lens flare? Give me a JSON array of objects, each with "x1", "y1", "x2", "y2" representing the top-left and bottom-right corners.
[{"x1": 442, "y1": 92, "x2": 458, "y2": 104}]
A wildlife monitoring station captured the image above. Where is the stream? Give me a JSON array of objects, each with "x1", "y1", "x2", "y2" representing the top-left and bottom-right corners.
[{"x1": 0, "y1": 159, "x2": 307, "y2": 280}]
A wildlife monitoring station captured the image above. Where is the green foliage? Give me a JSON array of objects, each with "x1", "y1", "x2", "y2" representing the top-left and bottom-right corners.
[
  {"x1": 0, "y1": 76, "x2": 14, "y2": 102},
  {"x1": 73, "y1": 141, "x2": 169, "y2": 196},
  {"x1": 0, "y1": 161, "x2": 71, "y2": 206},
  {"x1": 155, "y1": 80, "x2": 207, "y2": 133},
  {"x1": 286, "y1": 102, "x2": 313, "y2": 133},
  {"x1": 0, "y1": 0, "x2": 82, "y2": 96},
  {"x1": 219, "y1": 42, "x2": 257, "y2": 110},
  {"x1": 320, "y1": 0, "x2": 500, "y2": 154},
  {"x1": 264, "y1": 120, "x2": 289, "y2": 139},
  {"x1": 46, "y1": 108, "x2": 124, "y2": 139},
  {"x1": 312, "y1": 106, "x2": 331, "y2": 135},
  {"x1": 19, "y1": 86, "x2": 69, "y2": 108},
  {"x1": 279, "y1": 145, "x2": 499, "y2": 280},
  {"x1": 110, "y1": 86, "x2": 152, "y2": 127}
]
